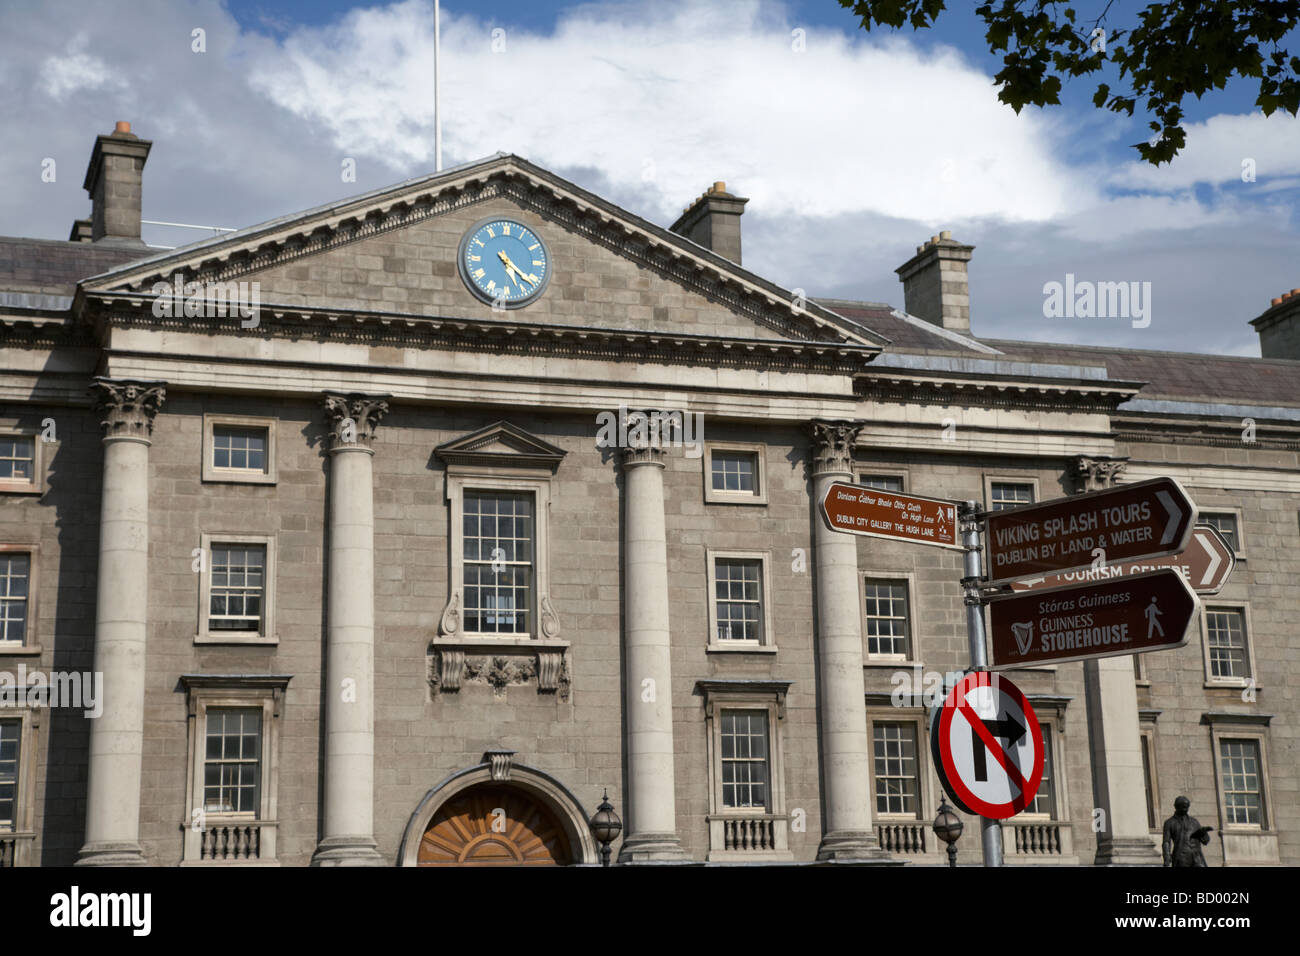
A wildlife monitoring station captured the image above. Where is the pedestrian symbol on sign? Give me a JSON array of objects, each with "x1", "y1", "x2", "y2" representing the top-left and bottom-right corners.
[{"x1": 1145, "y1": 597, "x2": 1164, "y2": 639}]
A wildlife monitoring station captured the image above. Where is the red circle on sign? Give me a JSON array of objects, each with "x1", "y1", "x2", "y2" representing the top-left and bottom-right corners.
[{"x1": 938, "y1": 672, "x2": 1044, "y2": 820}]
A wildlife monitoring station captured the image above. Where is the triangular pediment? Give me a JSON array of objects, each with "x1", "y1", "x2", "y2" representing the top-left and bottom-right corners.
[
  {"x1": 78, "y1": 154, "x2": 886, "y2": 353},
  {"x1": 434, "y1": 421, "x2": 567, "y2": 471}
]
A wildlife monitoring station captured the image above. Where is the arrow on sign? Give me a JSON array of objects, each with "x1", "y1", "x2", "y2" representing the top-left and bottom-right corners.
[
  {"x1": 1193, "y1": 529, "x2": 1222, "y2": 587},
  {"x1": 1156, "y1": 489, "x2": 1181, "y2": 545},
  {"x1": 970, "y1": 712, "x2": 1025, "y2": 781}
]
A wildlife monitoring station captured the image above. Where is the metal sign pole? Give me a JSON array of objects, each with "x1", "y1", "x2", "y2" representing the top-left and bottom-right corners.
[{"x1": 959, "y1": 500, "x2": 1004, "y2": 867}]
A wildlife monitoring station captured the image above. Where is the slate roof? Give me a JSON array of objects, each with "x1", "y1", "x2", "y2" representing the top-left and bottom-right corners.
[
  {"x1": 0, "y1": 236, "x2": 147, "y2": 296},
  {"x1": 982, "y1": 338, "x2": 1300, "y2": 408}
]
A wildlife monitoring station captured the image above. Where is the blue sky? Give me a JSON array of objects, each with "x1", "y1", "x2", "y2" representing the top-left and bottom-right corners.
[{"x1": 3, "y1": 0, "x2": 1299, "y2": 357}]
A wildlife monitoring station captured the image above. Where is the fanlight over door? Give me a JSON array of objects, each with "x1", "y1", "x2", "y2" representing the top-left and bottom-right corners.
[{"x1": 417, "y1": 784, "x2": 573, "y2": 866}]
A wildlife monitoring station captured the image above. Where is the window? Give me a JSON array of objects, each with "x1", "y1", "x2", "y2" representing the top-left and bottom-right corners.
[
  {"x1": 463, "y1": 491, "x2": 534, "y2": 635},
  {"x1": 1027, "y1": 728, "x2": 1057, "y2": 817},
  {"x1": 1202, "y1": 604, "x2": 1253, "y2": 684},
  {"x1": 861, "y1": 577, "x2": 911, "y2": 659},
  {"x1": 988, "y1": 480, "x2": 1036, "y2": 511},
  {"x1": 202, "y1": 415, "x2": 276, "y2": 484},
  {"x1": 209, "y1": 545, "x2": 265, "y2": 632},
  {"x1": 715, "y1": 559, "x2": 761, "y2": 642},
  {"x1": 203, "y1": 709, "x2": 262, "y2": 814},
  {"x1": 181, "y1": 675, "x2": 290, "y2": 864},
  {"x1": 0, "y1": 719, "x2": 17, "y2": 830},
  {"x1": 698, "y1": 680, "x2": 792, "y2": 861},
  {"x1": 703, "y1": 442, "x2": 767, "y2": 504},
  {"x1": 858, "y1": 473, "x2": 904, "y2": 492},
  {"x1": 0, "y1": 434, "x2": 41, "y2": 495},
  {"x1": 437, "y1": 437, "x2": 562, "y2": 658},
  {"x1": 1204, "y1": 714, "x2": 1277, "y2": 863},
  {"x1": 1200, "y1": 512, "x2": 1241, "y2": 553},
  {"x1": 706, "y1": 551, "x2": 775, "y2": 651},
  {"x1": 0, "y1": 553, "x2": 30, "y2": 645},
  {"x1": 872, "y1": 722, "x2": 920, "y2": 817},
  {"x1": 720, "y1": 711, "x2": 769, "y2": 809},
  {"x1": 712, "y1": 453, "x2": 756, "y2": 494},
  {"x1": 196, "y1": 534, "x2": 276, "y2": 644},
  {"x1": 1219, "y1": 739, "x2": 1264, "y2": 827},
  {"x1": 0, "y1": 709, "x2": 37, "y2": 864},
  {"x1": 213, "y1": 428, "x2": 266, "y2": 472}
]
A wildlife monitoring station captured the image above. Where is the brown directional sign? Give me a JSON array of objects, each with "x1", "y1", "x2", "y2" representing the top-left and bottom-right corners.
[
  {"x1": 820, "y1": 481, "x2": 961, "y2": 550},
  {"x1": 987, "y1": 567, "x2": 1200, "y2": 669},
  {"x1": 984, "y1": 477, "x2": 1197, "y2": 585},
  {"x1": 1007, "y1": 524, "x2": 1235, "y2": 596}
]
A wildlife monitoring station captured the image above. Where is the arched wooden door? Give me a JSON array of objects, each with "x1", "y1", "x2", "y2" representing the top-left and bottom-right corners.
[{"x1": 417, "y1": 784, "x2": 573, "y2": 866}]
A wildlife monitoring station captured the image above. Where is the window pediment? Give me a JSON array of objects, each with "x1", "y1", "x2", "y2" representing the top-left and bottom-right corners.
[{"x1": 435, "y1": 421, "x2": 566, "y2": 473}]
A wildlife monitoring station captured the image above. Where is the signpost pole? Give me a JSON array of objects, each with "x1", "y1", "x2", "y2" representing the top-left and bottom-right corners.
[{"x1": 959, "y1": 500, "x2": 1004, "y2": 868}]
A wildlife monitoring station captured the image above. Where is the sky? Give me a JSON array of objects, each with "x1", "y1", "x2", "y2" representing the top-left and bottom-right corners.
[{"x1": 3, "y1": 0, "x2": 1299, "y2": 357}]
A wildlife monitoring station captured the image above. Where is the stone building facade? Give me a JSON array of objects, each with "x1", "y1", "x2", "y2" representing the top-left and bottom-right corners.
[{"x1": 0, "y1": 123, "x2": 1296, "y2": 866}]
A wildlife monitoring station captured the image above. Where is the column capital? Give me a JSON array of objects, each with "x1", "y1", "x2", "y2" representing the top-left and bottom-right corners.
[
  {"x1": 1072, "y1": 455, "x2": 1129, "y2": 492},
  {"x1": 90, "y1": 378, "x2": 166, "y2": 442},
  {"x1": 322, "y1": 392, "x2": 390, "y2": 452},
  {"x1": 809, "y1": 419, "x2": 864, "y2": 477},
  {"x1": 621, "y1": 444, "x2": 666, "y2": 468}
]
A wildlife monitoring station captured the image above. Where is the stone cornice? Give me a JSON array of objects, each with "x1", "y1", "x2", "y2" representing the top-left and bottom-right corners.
[
  {"x1": 77, "y1": 159, "x2": 882, "y2": 349},
  {"x1": 80, "y1": 297, "x2": 878, "y2": 374},
  {"x1": 1114, "y1": 416, "x2": 1300, "y2": 451},
  {"x1": 857, "y1": 370, "x2": 1143, "y2": 412}
]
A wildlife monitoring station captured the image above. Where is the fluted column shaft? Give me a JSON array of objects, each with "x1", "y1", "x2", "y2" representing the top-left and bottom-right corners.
[
  {"x1": 313, "y1": 393, "x2": 389, "y2": 866},
  {"x1": 78, "y1": 379, "x2": 165, "y2": 866},
  {"x1": 618, "y1": 439, "x2": 685, "y2": 862},
  {"x1": 810, "y1": 421, "x2": 889, "y2": 862}
]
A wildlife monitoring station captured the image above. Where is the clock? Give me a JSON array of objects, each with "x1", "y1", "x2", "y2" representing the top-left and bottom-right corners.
[{"x1": 457, "y1": 216, "x2": 551, "y2": 308}]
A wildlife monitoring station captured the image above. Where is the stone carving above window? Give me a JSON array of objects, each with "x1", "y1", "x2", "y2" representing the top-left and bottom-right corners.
[{"x1": 429, "y1": 645, "x2": 570, "y2": 701}]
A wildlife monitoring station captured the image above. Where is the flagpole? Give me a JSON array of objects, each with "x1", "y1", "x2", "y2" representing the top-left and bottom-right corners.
[{"x1": 434, "y1": 0, "x2": 442, "y2": 172}]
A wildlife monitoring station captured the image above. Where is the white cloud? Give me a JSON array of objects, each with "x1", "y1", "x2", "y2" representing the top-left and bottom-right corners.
[
  {"x1": 248, "y1": 0, "x2": 1087, "y2": 223},
  {"x1": 40, "y1": 35, "x2": 119, "y2": 100},
  {"x1": 0, "y1": 0, "x2": 1294, "y2": 357},
  {"x1": 1109, "y1": 110, "x2": 1300, "y2": 190}
]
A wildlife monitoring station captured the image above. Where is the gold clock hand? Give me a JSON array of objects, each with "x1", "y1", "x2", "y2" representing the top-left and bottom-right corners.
[{"x1": 496, "y1": 251, "x2": 522, "y2": 288}]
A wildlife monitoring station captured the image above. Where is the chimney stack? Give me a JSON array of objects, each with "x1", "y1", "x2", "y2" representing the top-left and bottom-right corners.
[
  {"x1": 669, "y1": 181, "x2": 748, "y2": 265},
  {"x1": 1251, "y1": 289, "x2": 1300, "y2": 360},
  {"x1": 894, "y1": 230, "x2": 975, "y2": 334},
  {"x1": 80, "y1": 121, "x2": 151, "y2": 246}
]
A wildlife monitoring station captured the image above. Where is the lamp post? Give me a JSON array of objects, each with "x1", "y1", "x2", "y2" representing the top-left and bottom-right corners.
[
  {"x1": 932, "y1": 797, "x2": 964, "y2": 868},
  {"x1": 589, "y1": 789, "x2": 622, "y2": 867}
]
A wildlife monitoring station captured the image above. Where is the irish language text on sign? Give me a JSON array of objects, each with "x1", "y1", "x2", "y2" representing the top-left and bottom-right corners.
[
  {"x1": 983, "y1": 477, "x2": 1196, "y2": 585},
  {"x1": 819, "y1": 482, "x2": 961, "y2": 549},
  {"x1": 987, "y1": 567, "x2": 1199, "y2": 668}
]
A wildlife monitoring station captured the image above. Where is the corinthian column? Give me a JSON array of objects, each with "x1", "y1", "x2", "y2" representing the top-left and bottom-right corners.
[
  {"x1": 312, "y1": 392, "x2": 389, "y2": 866},
  {"x1": 77, "y1": 378, "x2": 165, "y2": 866},
  {"x1": 1074, "y1": 456, "x2": 1161, "y2": 865},
  {"x1": 618, "y1": 419, "x2": 685, "y2": 862},
  {"x1": 810, "y1": 420, "x2": 890, "y2": 862}
]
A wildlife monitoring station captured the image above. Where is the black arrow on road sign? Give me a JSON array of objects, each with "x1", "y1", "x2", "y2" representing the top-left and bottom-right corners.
[{"x1": 970, "y1": 712, "x2": 1026, "y2": 782}]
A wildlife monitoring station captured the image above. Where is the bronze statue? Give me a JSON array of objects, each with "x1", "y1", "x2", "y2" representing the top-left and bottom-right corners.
[{"x1": 1162, "y1": 795, "x2": 1213, "y2": 867}]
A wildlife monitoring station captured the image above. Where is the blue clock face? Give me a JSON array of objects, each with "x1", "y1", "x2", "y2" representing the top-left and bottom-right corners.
[{"x1": 457, "y1": 217, "x2": 551, "y2": 308}]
